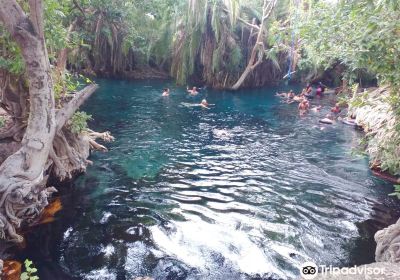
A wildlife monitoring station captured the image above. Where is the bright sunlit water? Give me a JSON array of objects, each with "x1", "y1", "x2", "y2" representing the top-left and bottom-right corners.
[{"x1": 22, "y1": 79, "x2": 398, "y2": 280}]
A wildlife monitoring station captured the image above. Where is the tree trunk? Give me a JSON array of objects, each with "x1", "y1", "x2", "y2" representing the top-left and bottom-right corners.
[
  {"x1": 56, "y1": 20, "x2": 77, "y2": 74},
  {"x1": 0, "y1": 0, "x2": 113, "y2": 243},
  {"x1": 231, "y1": 0, "x2": 277, "y2": 90},
  {"x1": 0, "y1": 0, "x2": 57, "y2": 242},
  {"x1": 0, "y1": 71, "x2": 28, "y2": 141}
]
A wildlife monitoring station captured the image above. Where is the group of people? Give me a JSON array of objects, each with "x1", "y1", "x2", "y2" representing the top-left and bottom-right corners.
[
  {"x1": 162, "y1": 86, "x2": 211, "y2": 109},
  {"x1": 276, "y1": 82, "x2": 343, "y2": 120}
]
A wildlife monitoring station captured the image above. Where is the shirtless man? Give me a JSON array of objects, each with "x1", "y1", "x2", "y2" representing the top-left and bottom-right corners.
[
  {"x1": 298, "y1": 99, "x2": 309, "y2": 115},
  {"x1": 187, "y1": 86, "x2": 199, "y2": 95}
]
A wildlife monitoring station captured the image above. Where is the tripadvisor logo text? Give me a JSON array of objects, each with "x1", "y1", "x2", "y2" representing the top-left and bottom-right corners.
[{"x1": 299, "y1": 262, "x2": 386, "y2": 279}]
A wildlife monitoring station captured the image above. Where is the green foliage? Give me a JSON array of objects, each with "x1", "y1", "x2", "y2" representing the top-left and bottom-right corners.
[
  {"x1": 0, "y1": 116, "x2": 5, "y2": 128},
  {"x1": 389, "y1": 185, "x2": 400, "y2": 200},
  {"x1": 336, "y1": 94, "x2": 349, "y2": 107},
  {"x1": 21, "y1": 259, "x2": 39, "y2": 280},
  {"x1": 0, "y1": 26, "x2": 24, "y2": 75},
  {"x1": 299, "y1": 0, "x2": 400, "y2": 89},
  {"x1": 227, "y1": 45, "x2": 242, "y2": 73},
  {"x1": 69, "y1": 111, "x2": 92, "y2": 134},
  {"x1": 44, "y1": 0, "x2": 70, "y2": 58},
  {"x1": 53, "y1": 72, "x2": 93, "y2": 102}
]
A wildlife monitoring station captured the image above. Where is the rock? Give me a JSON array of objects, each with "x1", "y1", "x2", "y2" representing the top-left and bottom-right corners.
[{"x1": 375, "y1": 218, "x2": 400, "y2": 263}]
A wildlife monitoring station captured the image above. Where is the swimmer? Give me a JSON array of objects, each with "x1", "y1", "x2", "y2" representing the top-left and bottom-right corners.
[
  {"x1": 316, "y1": 85, "x2": 323, "y2": 98},
  {"x1": 293, "y1": 95, "x2": 304, "y2": 102},
  {"x1": 162, "y1": 88, "x2": 170, "y2": 97},
  {"x1": 311, "y1": 105, "x2": 322, "y2": 112},
  {"x1": 200, "y1": 99, "x2": 209, "y2": 108},
  {"x1": 187, "y1": 86, "x2": 199, "y2": 95},
  {"x1": 200, "y1": 99, "x2": 215, "y2": 109},
  {"x1": 298, "y1": 99, "x2": 309, "y2": 116},
  {"x1": 319, "y1": 82, "x2": 326, "y2": 94},
  {"x1": 306, "y1": 83, "x2": 312, "y2": 94},
  {"x1": 276, "y1": 92, "x2": 287, "y2": 98},
  {"x1": 331, "y1": 103, "x2": 341, "y2": 114},
  {"x1": 299, "y1": 99, "x2": 310, "y2": 110},
  {"x1": 288, "y1": 90, "x2": 295, "y2": 99}
]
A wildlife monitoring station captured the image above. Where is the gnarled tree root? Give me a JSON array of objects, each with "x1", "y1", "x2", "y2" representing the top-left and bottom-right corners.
[
  {"x1": 375, "y1": 218, "x2": 400, "y2": 263},
  {"x1": 0, "y1": 83, "x2": 113, "y2": 243}
]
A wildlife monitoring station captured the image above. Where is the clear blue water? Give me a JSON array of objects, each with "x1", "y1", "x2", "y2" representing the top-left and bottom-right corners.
[{"x1": 24, "y1": 80, "x2": 397, "y2": 280}]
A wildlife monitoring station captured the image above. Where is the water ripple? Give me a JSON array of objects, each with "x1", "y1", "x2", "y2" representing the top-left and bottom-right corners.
[{"x1": 55, "y1": 80, "x2": 396, "y2": 280}]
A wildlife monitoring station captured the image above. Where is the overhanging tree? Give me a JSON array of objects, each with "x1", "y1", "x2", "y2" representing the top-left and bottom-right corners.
[
  {"x1": 0, "y1": 0, "x2": 111, "y2": 242},
  {"x1": 231, "y1": 0, "x2": 277, "y2": 90}
]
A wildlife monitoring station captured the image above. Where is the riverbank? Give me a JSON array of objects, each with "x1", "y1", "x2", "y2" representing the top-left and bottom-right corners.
[{"x1": 348, "y1": 86, "x2": 400, "y2": 178}]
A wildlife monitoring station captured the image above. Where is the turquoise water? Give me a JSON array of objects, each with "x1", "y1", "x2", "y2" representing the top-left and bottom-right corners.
[{"x1": 23, "y1": 80, "x2": 397, "y2": 279}]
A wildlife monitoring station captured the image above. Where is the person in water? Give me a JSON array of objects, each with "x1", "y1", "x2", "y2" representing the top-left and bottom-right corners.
[
  {"x1": 187, "y1": 86, "x2": 199, "y2": 95},
  {"x1": 306, "y1": 83, "x2": 312, "y2": 94},
  {"x1": 319, "y1": 82, "x2": 326, "y2": 94},
  {"x1": 311, "y1": 105, "x2": 322, "y2": 112},
  {"x1": 276, "y1": 90, "x2": 295, "y2": 103},
  {"x1": 331, "y1": 103, "x2": 341, "y2": 114},
  {"x1": 284, "y1": 90, "x2": 296, "y2": 104},
  {"x1": 200, "y1": 99, "x2": 209, "y2": 108},
  {"x1": 162, "y1": 88, "x2": 170, "y2": 97},
  {"x1": 199, "y1": 99, "x2": 215, "y2": 109},
  {"x1": 275, "y1": 92, "x2": 287, "y2": 98},
  {"x1": 298, "y1": 99, "x2": 309, "y2": 115},
  {"x1": 316, "y1": 85, "x2": 323, "y2": 98}
]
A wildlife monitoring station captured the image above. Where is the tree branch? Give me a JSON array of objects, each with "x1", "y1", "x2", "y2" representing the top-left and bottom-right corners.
[
  {"x1": 55, "y1": 84, "x2": 98, "y2": 132},
  {"x1": 28, "y1": 0, "x2": 45, "y2": 40},
  {"x1": 72, "y1": 0, "x2": 86, "y2": 17},
  {"x1": 231, "y1": 0, "x2": 277, "y2": 90},
  {"x1": 237, "y1": 16, "x2": 260, "y2": 30}
]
